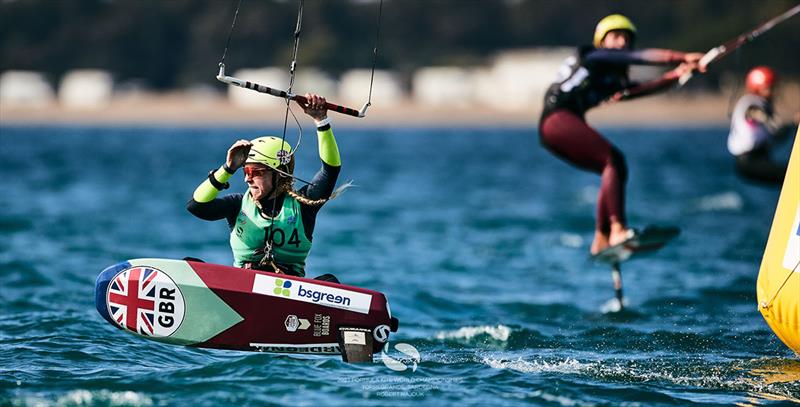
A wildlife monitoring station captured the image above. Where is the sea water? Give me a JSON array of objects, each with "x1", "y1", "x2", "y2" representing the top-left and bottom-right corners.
[{"x1": 1, "y1": 125, "x2": 797, "y2": 406}]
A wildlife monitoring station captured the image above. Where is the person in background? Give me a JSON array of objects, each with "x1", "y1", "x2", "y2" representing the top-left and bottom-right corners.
[
  {"x1": 187, "y1": 93, "x2": 342, "y2": 282},
  {"x1": 538, "y1": 14, "x2": 704, "y2": 254},
  {"x1": 727, "y1": 66, "x2": 797, "y2": 185}
]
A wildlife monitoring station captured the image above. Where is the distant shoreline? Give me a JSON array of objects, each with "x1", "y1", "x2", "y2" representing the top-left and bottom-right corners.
[{"x1": 2, "y1": 92, "x2": 798, "y2": 128}]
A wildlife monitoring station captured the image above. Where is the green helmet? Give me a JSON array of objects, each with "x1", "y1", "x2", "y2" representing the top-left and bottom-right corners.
[
  {"x1": 246, "y1": 136, "x2": 294, "y2": 173},
  {"x1": 593, "y1": 14, "x2": 637, "y2": 48}
]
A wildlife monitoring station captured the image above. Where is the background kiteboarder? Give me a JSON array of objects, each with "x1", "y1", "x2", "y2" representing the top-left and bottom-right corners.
[
  {"x1": 538, "y1": 14, "x2": 705, "y2": 255},
  {"x1": 727, "y1": 66, "x2": 798, "y2": 185}
]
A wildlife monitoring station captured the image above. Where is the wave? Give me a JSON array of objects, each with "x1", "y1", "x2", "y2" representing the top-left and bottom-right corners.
[
  {"x1": 429, "y1": 323, "x2": 736, "y2": 354},
  {"x1": 7, "y1": 390, "x2": 153, "y2": 407},
  {"x1": 483, "y1": 356, "x2": 800, "y2": 401}
]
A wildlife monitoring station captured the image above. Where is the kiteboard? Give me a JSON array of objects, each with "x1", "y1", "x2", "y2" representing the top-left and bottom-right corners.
[
  {"x1": 592, "y1": 225, "x2": 681, "y2": 264},
  {"x1": 94, "y1": 258, "x2": 398, "y2": 362}
]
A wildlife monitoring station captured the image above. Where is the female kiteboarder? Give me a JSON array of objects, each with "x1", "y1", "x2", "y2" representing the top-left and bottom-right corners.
[
  {"x1": 538, "y1": 14, "x2": 704, "y2": 254},
  {"x1": 187, "y1": 93, "x2": 342, "y2": 281}
]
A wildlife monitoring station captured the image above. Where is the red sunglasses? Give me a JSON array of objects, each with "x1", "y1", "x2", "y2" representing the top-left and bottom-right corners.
[{"x1": 243, "y1": 166, "x2": 271, "y2": 178}]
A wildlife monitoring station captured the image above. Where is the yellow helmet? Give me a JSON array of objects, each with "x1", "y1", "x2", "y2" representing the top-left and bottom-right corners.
[
  {"x1": 593, "y1": 14, "x2": 637, "y2": 48},
  {"x1": 246, "y1": 136, "x2": 294, "y2": 173}
]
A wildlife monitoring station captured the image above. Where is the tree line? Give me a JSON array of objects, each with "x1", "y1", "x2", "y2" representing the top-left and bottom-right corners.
[{"x1": 1, "y1": 0, "x2": 797, "y2": 90}]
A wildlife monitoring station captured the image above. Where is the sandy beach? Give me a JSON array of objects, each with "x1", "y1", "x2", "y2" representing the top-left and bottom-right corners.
[{"x1": 2, "y1": 90, "x2": 798, "y2": 128}]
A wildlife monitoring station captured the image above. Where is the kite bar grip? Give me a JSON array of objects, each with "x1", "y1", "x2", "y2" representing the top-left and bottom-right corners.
[
  {"x1": 679, "y1": 46, "x2": 724, "y2": 86},
  {"x1": 291, "y1": 95, "x2": 370, "y2": 118}
]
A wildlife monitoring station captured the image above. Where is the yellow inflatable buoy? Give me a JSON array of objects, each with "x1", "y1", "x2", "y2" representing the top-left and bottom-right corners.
[{"x1": 757, "y1": 127, "x2": 800, "y2": 354}]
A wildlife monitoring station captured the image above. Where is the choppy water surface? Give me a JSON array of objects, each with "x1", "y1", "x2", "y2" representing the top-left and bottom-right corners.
[{"x1": 1, "y1": 124, "x2": 797, "y2": 406}]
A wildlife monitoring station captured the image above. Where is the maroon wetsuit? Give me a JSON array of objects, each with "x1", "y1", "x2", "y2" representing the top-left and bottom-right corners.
[{"x1": 539, "y1": 46, "x2": 685, "y2": 233}]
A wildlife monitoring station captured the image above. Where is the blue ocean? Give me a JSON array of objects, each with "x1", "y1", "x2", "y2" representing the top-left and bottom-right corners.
[{"x1": 1, "y1": 124, "x2": 797, "y2": 406}]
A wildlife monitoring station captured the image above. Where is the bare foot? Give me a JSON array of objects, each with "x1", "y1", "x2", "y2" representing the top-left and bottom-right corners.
[
  {"x1": 609, "y1": 222, "x2": 633, "y2": 246},
  {"x1": 590, "y1": 230, "x2": 609, "y2": 255}
]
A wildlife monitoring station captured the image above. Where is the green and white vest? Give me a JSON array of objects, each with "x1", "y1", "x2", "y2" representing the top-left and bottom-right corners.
[{"x1": 230, "y1": 192, "x2": 312, "y2": 276}]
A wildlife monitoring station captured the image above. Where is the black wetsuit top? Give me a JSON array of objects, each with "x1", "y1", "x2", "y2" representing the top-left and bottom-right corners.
[
  {"x1": 541, "y1": 46, "x2": 684, "y2": 118},
  {"x1": 187, "y1": 163, "x2": 340, "y2": 243}
]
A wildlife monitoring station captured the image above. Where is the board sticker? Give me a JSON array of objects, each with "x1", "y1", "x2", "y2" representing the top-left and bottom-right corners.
[
  {"x1": 313, "y1": 313, "x2": 331, "y2": 337},
  {"x1": 252, "y1": 274, "x2": 372, "y2": 314},
  {"x1": 249, "y1": 343, "x2": 341, "y2": 354},
  {"x1": 343, "y1": 331, "x2": 367, "y2": 345},
  {"x1": 373, "y1": 324, "x2": 390, "y2": 343},
  {"x1": 285, "y1": 315, "x2": 300, "y2": 332},
  {"x1": 106, "y1": 266, "x2": 185, "y2": 337}
]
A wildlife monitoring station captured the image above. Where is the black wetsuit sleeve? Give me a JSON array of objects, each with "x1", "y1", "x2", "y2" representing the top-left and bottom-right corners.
[
  {"x1": 303, "y1": 162, "x2": 341, "y2": 201},
  {"x1": 187, "y1": 194, "x2": 243, "y2": 228},
  {"x1": 297, "y1": 161, "x2": 340, "y2": 240},
  {"x1": 584, "y1": 48, "x2": 684, "y2": 67}
]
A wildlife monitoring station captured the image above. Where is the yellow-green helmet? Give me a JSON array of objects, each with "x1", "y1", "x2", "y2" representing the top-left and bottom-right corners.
[
  {"x1": 246, "y1": 136, "x2": 294, "y2": 173},
  {"x1": 593, "y1": 14, "x2": 637, "y2": 48}
]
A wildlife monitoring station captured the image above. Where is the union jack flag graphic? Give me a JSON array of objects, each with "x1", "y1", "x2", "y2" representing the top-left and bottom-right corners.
[{"x1": 107, "y1": 267, "x2": 158, "y2": 336}]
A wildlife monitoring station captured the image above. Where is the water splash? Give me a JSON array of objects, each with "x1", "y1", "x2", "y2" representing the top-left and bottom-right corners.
[
  {"x1": 483, "y1": 357, "x2": 593, "y2": 375},
  {"x1": 693, "y1": 191, "x2": 743, "y2": 212},
  {"x1": 599, "y1": 297, "x2": 628, "y2": 314},
  {"x1": 434, "y1": 325, "x2": 511, "y2": 342}
]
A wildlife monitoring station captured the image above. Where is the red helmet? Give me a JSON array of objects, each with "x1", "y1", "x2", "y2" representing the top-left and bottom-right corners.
[{"x1": 745, "y1": 66, "x2": 776, "y2": 93}]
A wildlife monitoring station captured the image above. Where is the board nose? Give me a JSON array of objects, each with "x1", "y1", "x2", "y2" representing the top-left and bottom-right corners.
[{"x1": 94, "y1": 261, "x2": 132, "y2": 325}]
